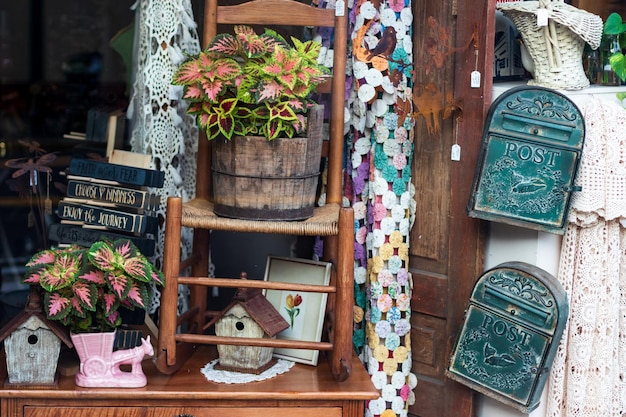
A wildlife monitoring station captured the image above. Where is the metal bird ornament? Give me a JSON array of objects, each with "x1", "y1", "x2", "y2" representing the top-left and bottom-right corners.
[{"x1": 367, "y1": 26, "x2": 397, "y2": 60}]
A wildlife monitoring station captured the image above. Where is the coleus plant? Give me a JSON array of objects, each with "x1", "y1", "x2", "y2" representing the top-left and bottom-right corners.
[
  {"x1": 23, "y1": 239, "x2": 164, "y2": 333},
  {"x1": 173, "y1": 25, "x2": 329, "y2": 140}
]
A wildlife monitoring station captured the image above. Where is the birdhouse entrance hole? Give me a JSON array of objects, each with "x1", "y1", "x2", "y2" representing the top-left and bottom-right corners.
[
  {"x1": 28, "y1": 334, "x2": 38, "y2": 345},
  {"x1": 236, "y1": 321, "x2": 245, "y2": 331}
]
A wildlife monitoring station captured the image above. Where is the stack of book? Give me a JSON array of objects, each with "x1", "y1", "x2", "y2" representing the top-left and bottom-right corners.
[{"x1": 48, "y1": 157, "x2": 164, "y2": 256}]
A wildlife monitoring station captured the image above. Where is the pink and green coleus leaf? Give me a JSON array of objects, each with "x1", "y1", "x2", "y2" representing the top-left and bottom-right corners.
[
  {"x1": 25, "y1": 249, "x2": 58, "y2": 268},
  {"x1": 125, "y1": 282, "x2": 150, "y2": 309},
  {"x1": 102, "y1": 310, "x2": 121, "y2": 329},
  {"x1": 101, "y1": 292, "x2": 120, "y2": 316},
  {"x1": 208, "y1": 33, "x2": 244, "y2": 57},
  {"x1": 105, "y1": 271, "x2": 131, "y2": 300},
  {"x1": 71, "y1": 280, "x2": 99, "y2": 311},
  {"x1": 38, "y1": 254, "x2": 83, "y2": 292},
  {"x1": 87, "y1": 241, "x2": 117, "y2": 271},
  {"x1": 44, "y1": 292, "x2": 72, "y2": 320},
  {"x1": 174, "y1": 52, "x2": 220, "y2": 85},
  {"x1": 233, "y1": 25, "x2": 268, "y2": 58},
  {"x1": 198, "y1": 79, "x2": 226, "y2": 102},
  {"x1": 70, "y1": 296, "x2": 88, "y2": 317},
  {"x1": 291, "y1": 37, "x2": 323, "y2": 62},
  {"x1": 256, "y1": 80, "x2": 285, "y2": 102},
  {"x1": 261, "y1": 48, "x2": 301, "y2": 90}
]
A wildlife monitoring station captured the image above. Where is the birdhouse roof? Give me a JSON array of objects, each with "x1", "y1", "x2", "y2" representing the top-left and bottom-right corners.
[
  {"x1": 209, "y1": 288, "x2": 289, "y2": 337},
  {"x1": 0, "y1": 309, "x2": 73, "y2": 348}
]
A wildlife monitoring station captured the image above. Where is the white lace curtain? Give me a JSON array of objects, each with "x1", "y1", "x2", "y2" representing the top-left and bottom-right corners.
[
  {"x1": 127, "y1": 0, "x2": 201, "y2": 313},
  {"x1": 546, "y1": 97, "x2": 626, "y2": 417}
]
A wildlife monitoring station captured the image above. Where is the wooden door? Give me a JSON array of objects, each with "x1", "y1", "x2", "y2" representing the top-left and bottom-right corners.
[{"x1": 409, "y1": 0, "x2": 495, "y2": 416}]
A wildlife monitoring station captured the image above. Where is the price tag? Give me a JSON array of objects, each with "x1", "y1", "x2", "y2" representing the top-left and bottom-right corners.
[
  {"x1": 335, "y1": 0, "x2": 345, "y2": 16},
  {"x1": 451, "y1": 144, "x2": 461, "y2": 161},
  {"x1": 537, "y1": 9, "x2": 549, "y2": 27},
  {"x1": 471, "y1": 70, "x2": 481, "y2": 88}
]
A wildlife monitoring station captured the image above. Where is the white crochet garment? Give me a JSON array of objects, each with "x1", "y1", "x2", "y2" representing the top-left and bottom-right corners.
[
  {"x1": 546, "y1": 96, "x2": 626, "y2": 417},
  {"x1": 127, "y1": 0, "x2": 202, "y2": 313}
]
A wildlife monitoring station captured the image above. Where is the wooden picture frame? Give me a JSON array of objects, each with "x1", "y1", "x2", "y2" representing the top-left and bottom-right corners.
[{"x1": 263, "y1": 256, "x2": 332, "y2": 365}]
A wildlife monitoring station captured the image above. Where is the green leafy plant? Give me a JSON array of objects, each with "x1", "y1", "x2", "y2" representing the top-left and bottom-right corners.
[
  {"x1": 22, "y1": 239, "x2": 164, "y2": 333},
  {"x1": 603, "y1": 12, "x2": 626, "y2": 82},
  {"x1": 173, "y1": 25, "x2": 329, "y2": 140}
]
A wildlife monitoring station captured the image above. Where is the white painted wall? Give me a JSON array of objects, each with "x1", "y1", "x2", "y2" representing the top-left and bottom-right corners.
[
  {"x1": 477, "y1": 222, "x2": 561, "y2": 417},
  {"x1": 476, "y1": 82, "x2": 626, "y2": 417}
]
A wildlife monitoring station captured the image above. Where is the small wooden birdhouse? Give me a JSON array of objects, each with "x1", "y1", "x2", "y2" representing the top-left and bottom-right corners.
[
  {"x1": 0, "y1": 288, "x2": 72, "y2": 386},
  {"x1": 209, "y1": 285, "x2": 289, "y2": 374}
]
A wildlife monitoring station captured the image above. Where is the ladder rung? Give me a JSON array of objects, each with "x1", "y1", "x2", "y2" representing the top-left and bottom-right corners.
[{"x1": 177, "y1": 277, "x2": 336, "y2": 293}]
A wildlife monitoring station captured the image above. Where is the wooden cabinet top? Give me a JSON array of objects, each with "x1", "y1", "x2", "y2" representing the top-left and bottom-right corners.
[{"x1": 1, "y1": 346, "x2": 378, "y2": 402}]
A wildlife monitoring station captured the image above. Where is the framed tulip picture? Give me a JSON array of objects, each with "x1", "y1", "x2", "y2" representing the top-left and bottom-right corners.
[{"x1": 263, "y1": 256, "x2": 332, "y2": 365}]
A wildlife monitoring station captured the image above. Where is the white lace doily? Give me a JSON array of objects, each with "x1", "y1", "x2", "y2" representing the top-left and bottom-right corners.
[
  {"x1": 201, "y1": 359, "x2": 294, "y2": 384},
  {"x1": 546, "y1": 96, "x2": 626, "y2": 417}
]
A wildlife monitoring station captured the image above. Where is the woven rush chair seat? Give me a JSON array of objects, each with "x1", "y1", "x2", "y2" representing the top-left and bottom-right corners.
[{"x1": 182, "y1": 198, "x2": 340, "y2": 236}]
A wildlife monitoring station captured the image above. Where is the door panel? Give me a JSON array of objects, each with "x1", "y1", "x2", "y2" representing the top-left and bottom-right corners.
[{"x1": 409, "y1": 0, "x2": 495, "y2": 416}]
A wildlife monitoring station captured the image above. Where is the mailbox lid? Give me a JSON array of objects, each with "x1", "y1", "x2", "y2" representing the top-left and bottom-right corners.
[
  {"x1": 447, "y1": 262, "x2": 569, "y2": 413},
  {"x1": 468, "y1": 86, "x2": 585, "y2": 233},
  {"x1": 471, "y1": 261, "x2": 567, "y2": 334}
]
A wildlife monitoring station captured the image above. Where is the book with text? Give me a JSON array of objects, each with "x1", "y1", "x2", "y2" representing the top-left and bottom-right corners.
[
  {"x1": 69, "y1": 158, "x2": 165, "y2": 188},
  {"x1": 66, "y1": 179, "x2": 160, "y2": 211},
  {"x1": 48, "y1": 223, "x2": 156, "y2": 256},
  {"x1": 57, "y1": 200, "x2": 158, "y2": 235}
]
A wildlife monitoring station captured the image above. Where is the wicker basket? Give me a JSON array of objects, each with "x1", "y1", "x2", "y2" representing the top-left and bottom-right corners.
[{"x1": 497, "y1": 0, "x2": 602, "y2": 90}]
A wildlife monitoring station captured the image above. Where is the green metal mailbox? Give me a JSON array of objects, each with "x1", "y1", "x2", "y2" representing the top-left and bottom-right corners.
[
  {"x1": 467, "y1": 86, "x2": 585, "y2": 234},
  {"x1": 447, "y1": 262, "x2": 568, "y2": 413}
]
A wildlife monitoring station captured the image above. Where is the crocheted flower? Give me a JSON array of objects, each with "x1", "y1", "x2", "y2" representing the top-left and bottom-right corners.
[
  {"x1": 397, "y1": 243, "x2": 408, "y2": 261},
  {"x1": 353, "y1": 201, "x2": 368, "y2": 220},
  {"x1": 375, "y1": 123, "x2": 390, "y2": 143},
  {"x1": 370, "y1": 280, "x2": 383, "y2": 298},
  {"x1": 388, "y1": 255, "x2": 403, "y2": 273},
  {"x1": 354, "y1": 306, "x2": 364, "y2": 323},
  {"x1": 382, "y1": 163, "x2": 399, "y2": 183},
  {"x1": 396, "y1": 293, "x2": 410, "y2": 311},
  {"x1": 389, "y1": 230, "x2": 403, "y2": 247},
  {"x1": 397, "y1": 268, "x2": 409, "y2": 286},
  {"x1": 354, "y1": 243, "x2": 367, "y2": 266},
  {"x1": 373, "y1": 202, "x2": 388, "y2": 222},
  {"x1": 355, "y1": 265, "x2": 367, "y2": 285},
  {"x1": 392, "y1": 177, "x2": 407, "y2": 195},
  {"x1": 387, "y1": 281, "x2": 400, "y2": 299},
  {"x1": 355, "y1": 286, "x2": 367, "y2": 307},
  {"x1": 370, "y1": 306, "x2": 382, "y2": 323},
  {"x1": 385, "y1": 333, "x2": 400, "y2": 350},
  {"x1": 387, "y1": 306, "x2": 401, "y2": 324},
  {"x1": 394, "y1": 318, "x2": 411, "y2": 336},
  {"x1": 383, "y1": 138, "x2": 400, "y2": 157},
  {"x1": 393, "y1": 153, "x2": 407, "y2": 170},
  {"x1": 395, "y1": 126, "x2": 408, "y2": 143},
  {"x1": 377, "y1": 293, "x2": 393, "y2": 312},
  {"x1": 374, "y1": 146, "x2": 389, "y2": 170},
  {"x1": 375, "y1": 320, "x2": 392, "y2": 338},
  {"x1": 383, "y1": 112, "x2": 399, "y2": 130},
  {"x1": 379, "y1": 243, "x2": 394, "y2": 260}
]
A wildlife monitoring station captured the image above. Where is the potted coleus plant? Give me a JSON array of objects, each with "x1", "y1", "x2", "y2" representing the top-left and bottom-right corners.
[
  {"x1": 174, "y1": 24, "x2": 329, "y2": 141},
  {"x1": 23, "y1": 238, "x2": 164, "y2": 387},
  {"x1": 173, "y1": 25, "x2": 330, "y2": 220}
]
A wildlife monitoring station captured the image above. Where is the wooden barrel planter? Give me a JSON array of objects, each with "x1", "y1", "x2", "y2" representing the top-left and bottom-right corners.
[{"x1": 211, "y1": 106, "x2": 324, "y2": 221}]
